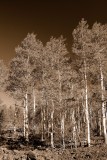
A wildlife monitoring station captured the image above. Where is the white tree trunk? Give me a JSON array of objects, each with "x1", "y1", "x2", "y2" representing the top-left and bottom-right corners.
[
  {"x1": 58, "y1": 63, "x2": 65, "y2": 149},
  {"x1": 43, "y1": 107, "x2": 46, "y2": 136},
  {"x1": 84, "y1": 59, "x2": 90, "y2": 147},
  {"x1": 61, "y1": 113, "x2": 65, "y2": 149},
  {"x1": 25, "y1": 93, "x2": 29, "y2": 141},
  {"x1": 58, "y1": 69, "x2": 62, "y2": 105},
  {"x1": 13, "y1": 103, "x2": 17, "y2": 136},
  {"x1": 33, "y1": 88, "x2": 36, "y2": 115},
  {"x1": 77, "y1": 103, "x2": 81, "y2": 134},
  {"x1": 33, "y1": 88, "x2": 36, "y2": 131},
  {"x1": 23, "y1": 99, "x2": 26, "y2": 138},
  {"x1": 72, "y1": 110, "x2": 77, "y2": 148},
  {"x1": 99, "y1": 57, "x2": 107, "y2": 144},
  {"x1": 51, "y1": 99, "x2": 54, "y2": 148}
]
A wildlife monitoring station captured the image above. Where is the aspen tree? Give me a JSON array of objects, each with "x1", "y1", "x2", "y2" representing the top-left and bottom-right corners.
[{"x1": 72, "y1": 19, "x2": 91, "y2": 146}]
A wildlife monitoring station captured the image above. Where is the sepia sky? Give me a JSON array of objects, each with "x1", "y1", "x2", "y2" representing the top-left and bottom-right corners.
[{"x1": 0, "y1": 0, "x2": 107, "y2": 63}]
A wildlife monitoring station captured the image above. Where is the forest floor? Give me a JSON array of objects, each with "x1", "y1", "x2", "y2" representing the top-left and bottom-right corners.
[{"x1": 0, "y1": 144, "x2": 107, "y2": 160}]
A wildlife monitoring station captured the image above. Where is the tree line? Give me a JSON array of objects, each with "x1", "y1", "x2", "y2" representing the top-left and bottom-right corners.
[{"x1": 0, "y1": 19, "x2": 107, "y2": 148}]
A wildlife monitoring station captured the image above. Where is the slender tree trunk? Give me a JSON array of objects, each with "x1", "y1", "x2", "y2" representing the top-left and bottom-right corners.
[
  {"x1": 24, "y1": 55, "x2": 29, "y2": 141},
  {"x1": 51, "y1": 99, "x2": 54, "y2": 148},
  {"x1": 33, "y1": 88, "x2": 36, "y2": 117},
  {"x1": 43, "y1": 107, "x2": 46, "y2": 137},
  {"x1": 46, "y1": 102, "x2": 50, "y2": 138},
  {"x1": 13, "y1": 103, "x2": 17, "y2": 136},
  {"x1": 41, "y1": 55, "x2": 48, "y2": 141},
  {"x1": 25, "y1": 93, "x2": 29, "y2": 141},
  {"x1": 72, "y1": 110, "x2": 77, "y2": 148},
  {"x1": 23, "y1": 99, "x2": 26, "y2": 138},
  {"x1": 97, "y1": 110, "x2": 102, "y2": 136},
  {"x1": 77, "y1": 102, "x2": 81, "y2": 134},
  {"x1": 99, "y1": 116, "x2": 102, "y2": 136},
  {"x1": 41, "y1": 105, "x2": 46, "y2": 141},
  {"x1": 99, "y1": 57, "x2": 107, "y2": 144},
  {"x1": 61, "y1": 113, "x2": 65, "y2": 149},
  {"x1": 33, "y1": 88, "x2": 36, "y2": 131},
  {"x1": 41, "y1": 107, "x2": 44, "y2": 141},
  {"x1": 58, "y1": 68, "x2": 62, "y2": 105},
  {"x1": 58, "y1": 68, "x2": 65, "y2": 149},
  {"x1": 84, "y1": 59, "x2": 90, "y2": 147},
  {"x1": 41, "y1": 89, "x2": 47, "y2": 141}
]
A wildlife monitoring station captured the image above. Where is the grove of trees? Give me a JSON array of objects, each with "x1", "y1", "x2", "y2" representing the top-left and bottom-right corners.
[{"x1": 1, "y1": 19, "x2": 107, "y2": 149}]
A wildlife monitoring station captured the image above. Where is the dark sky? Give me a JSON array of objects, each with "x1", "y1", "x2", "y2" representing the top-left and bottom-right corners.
[{"x1": 0, "y1": 0, "x2": 107, "y2": 63}]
